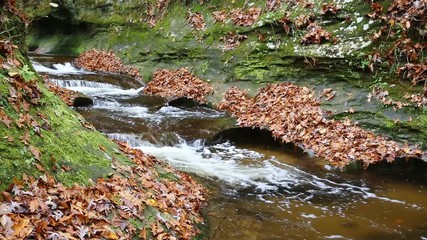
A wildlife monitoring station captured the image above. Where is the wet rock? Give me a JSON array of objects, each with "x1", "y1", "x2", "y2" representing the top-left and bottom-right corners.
[
  {"x1": 168, "y1": 97, "x2": 200, "y2": 108},
  {"x1": 73, "y1": 96, "x2": 93, "y2": 107},
  {"x1": 122, "y1": 94, "x2": 167, "y2": 111},
  {"x1": 209, "y1": 127, "x2": 279, "y2": 146}
]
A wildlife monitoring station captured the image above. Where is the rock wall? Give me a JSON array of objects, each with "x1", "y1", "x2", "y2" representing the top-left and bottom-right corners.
[{"x1": 22, "y1": 0, "x2": 427, "y2": 152}]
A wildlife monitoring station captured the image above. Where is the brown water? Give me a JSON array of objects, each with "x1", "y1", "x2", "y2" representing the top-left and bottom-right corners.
[{"x1": 32, "y1": 55, "x2": 427, "y2": 240}]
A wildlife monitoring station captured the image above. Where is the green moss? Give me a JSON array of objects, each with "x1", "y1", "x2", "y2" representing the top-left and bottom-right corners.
[
  {"x1": 0, "y1": 49, "x2": 133, "y2": 190},
  {"x1": 0, "y1": 130, "x2": 43, "y2": 189},
  {"x1": 22, "y1": 0, "x2": 51, "y2": 19}
]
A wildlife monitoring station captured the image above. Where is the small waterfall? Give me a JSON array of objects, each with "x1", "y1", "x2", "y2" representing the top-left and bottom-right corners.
[
  {"x1": 50, "y1": 79, "x2": 121, "y2": 89},
  {"x1": 32, "y1": 61, "x2": 86, "y2": 75},
  {"x1": 49, "y1": 79, "x2": 143, "y2": 97}
]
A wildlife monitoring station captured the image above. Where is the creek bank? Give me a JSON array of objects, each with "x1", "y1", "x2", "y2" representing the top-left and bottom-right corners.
[{"x1": 1, "y1": 2, "x2": 207, "y2": 239}]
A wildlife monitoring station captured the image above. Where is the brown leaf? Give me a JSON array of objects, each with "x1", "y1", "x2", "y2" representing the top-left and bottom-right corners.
[
  {"x1": 35, "y1": 163, "x2": 45, "y2": 172},
  {"x1": 20, "y1": 130, "x2": 30, "y2": 145},
  {"x1": 1, "y1": 191, "x2": 12, "y2": 202},
  {"x1": 99, "y1": 145, "x2": 107, "y2": 152},
  {"x1": 29, "y1": 145, "x2": 41, "y2": 161},
  {"x1": 29, "y1": 199, "x2": 39, "y2": 213}
]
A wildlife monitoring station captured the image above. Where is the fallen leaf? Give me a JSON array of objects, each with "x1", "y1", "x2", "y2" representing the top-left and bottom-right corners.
[{"x1": 29, "y1": 145, "x2": 41, "y2": 161}]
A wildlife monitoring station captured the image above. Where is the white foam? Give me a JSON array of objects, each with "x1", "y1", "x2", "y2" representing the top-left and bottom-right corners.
[
  {"x1": 132, "y1": 137, "x2": 415, "y2": 205},
  {"x1": 157, "y1": 106, "x2": 223, "y2": 119},
  {"x1": 93, "y1": 105, "x2": 151, "y2": 118},
  {"x1": 137, "y1": 142, "x2": 273, "y2": 188},
  {"x1": 68, "y1": 86, "x2": 144, "y2": 97},
  {"x1": 325, "y1": 235, "x2": 345, "y2": 239}
]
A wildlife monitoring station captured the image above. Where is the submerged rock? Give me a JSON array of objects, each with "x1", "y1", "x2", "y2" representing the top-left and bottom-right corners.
[
  {"x1": 44, "y1": 78, "x2": 93, "y2": 107},
  {"x1": 72, "y1": 96, "x2": 93, "y2": 107}
]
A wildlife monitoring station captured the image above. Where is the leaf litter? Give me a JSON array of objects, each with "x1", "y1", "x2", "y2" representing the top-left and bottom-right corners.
[
  {"x1": 0, "y1": 140, "x2": 206, "y2": 239},
  {"x1": 74, "y1": 49, "x2": 142, "y2": 82},
  {"x1": 143, "y1": 68, "x2": 214, "y2": 104},
  {"x1": 217, "y1": 83, "x2": 423, "y2": 168}
]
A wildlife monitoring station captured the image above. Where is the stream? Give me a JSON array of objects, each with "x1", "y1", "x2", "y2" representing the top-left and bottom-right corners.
[{"x1": 32, "y1": 55, "x2": 427, "y2": 240}]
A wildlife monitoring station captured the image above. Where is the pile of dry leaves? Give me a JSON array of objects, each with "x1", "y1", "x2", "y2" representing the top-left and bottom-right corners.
[
  {"x1": 217, "y1": 83, "x2": 422, "y2": 168},
  {"x1": 212, "y1": 10, "x2": 228, "y2": 23},
  {"x1": 0, "y1": 40, "x2": 18, "y2": 56},
  {"x1": 266, "y1": 0, "x2": 283, "y2": 11},
  {"x1": 368, "y1": 87, "x2": 414, "y2": 110},
  {"x1": 74, "y1": 49, "x2": 142, "y2": 81},
  {"x1": 3, "y1": 0, "x2": 29, "y2": 27},
  {"x1": 404, "y1": 93, "x2": 427, "y2": 108},
  {"x1": 212, "y1": 7, "x2": 261, "y2": 27},
  {"x1": 230, "y1": 7, "x2": 262, "y2": 27},
  {"x1": 320, "y1": 3, "x2": 341, "y2": 15},
  {"x1": 301, "y1": 23, "x2": 337, "y2": 45},
  {"x1": 144, "y1": 68, "x2": 214, "y2": 104},
  {"x1": 0, "y1": 140, "x2": 205, "y2": 239},
  {"x1": 397, "y1": 63, "x2": 427, "y2": 89},
  {"x1": 278, "y1": 13, "x2": 313, "y2": 35},
  {"x1": 187, "y1": 12, "x2": 206, "y2": 30},
  {"x1": 1, "y1": 37, "x2": 205, "y2": 239},
  {"x1": 220, "y1": 32, "x2": 248, "y2": 50}
]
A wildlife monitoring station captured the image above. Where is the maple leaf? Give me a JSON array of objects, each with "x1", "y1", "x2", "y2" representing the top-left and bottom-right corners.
[
  {"x1": 12, "y1": 217, "x2": 31, "y2": 238},
  {"x1": 76, "y1": 225, "x2": 89, "y2": 240},
  {"x1": 102, "y1": 226, "x2": 118, "y2": 240},
  {"x1": 28, "y1": 199, "x2": 39, "y2": 213}
]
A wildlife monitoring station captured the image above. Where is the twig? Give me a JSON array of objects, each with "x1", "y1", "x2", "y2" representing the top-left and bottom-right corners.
[{"x1": 0, "y1": 26, "x2": 17, "y2": 36}]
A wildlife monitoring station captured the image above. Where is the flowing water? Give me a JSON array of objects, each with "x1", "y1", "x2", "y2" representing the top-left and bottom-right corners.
[{"x1": 32, "y1": 55, "x2": 427, "y2": 240}]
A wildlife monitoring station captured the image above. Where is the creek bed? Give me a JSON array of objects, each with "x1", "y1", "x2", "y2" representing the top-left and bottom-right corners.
[{"x1": 32, "y1": 55, "x2": 427, "y2": 240}]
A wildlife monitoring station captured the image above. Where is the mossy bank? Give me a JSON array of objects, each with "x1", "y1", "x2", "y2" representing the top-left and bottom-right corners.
[{"x1": 0, "y1": 2, "x2": 132, "y2": 191}]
